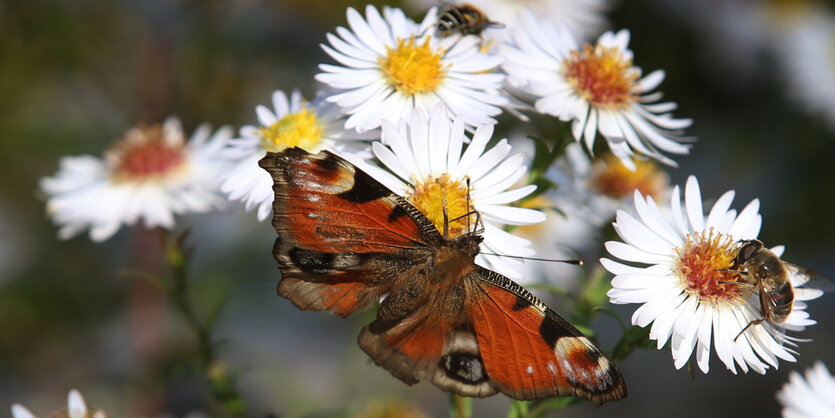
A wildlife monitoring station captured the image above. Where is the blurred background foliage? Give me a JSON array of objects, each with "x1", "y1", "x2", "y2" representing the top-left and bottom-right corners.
[{"x1": 1, "y1": 0, "x2": 835, "y2": 416}]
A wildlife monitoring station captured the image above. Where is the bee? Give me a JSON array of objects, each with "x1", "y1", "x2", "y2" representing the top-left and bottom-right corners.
[
  {"x1": 726, "y1": 239, "x2": 833, "y2": 341},
  {"x1": 436, "y1": 4, "x2": 503, "y2": 37}
]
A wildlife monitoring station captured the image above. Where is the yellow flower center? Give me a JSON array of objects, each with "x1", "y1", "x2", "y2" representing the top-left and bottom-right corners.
[
  {"x1": 380, "y1": 36, "x2": 446, "y2": 95},
  {"x1": 590, "y1": 153, "x2": 668, "y2": 200},
  {"x1": 674, "y1": 230, "x2": 750, "y2": 303},
  {"x1": 562, "y1": 43, "x2": 640, "y2": 109},
  {"x1": 259, "y1": 106, "x2": 323, "y2": 153},
  {"x1": 407, "y1": 174, "x2": 475, "y2": 238},
  {"x1": 108, "y1": 124, "x2": 187, "y2": 183}
]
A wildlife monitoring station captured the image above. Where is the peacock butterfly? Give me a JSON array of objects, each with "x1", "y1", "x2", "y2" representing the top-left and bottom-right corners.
[{"x1": 259, "y1": 147, "x2": 626, "y2": 404}]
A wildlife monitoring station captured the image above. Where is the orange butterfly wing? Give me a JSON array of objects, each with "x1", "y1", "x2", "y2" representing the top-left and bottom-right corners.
[
  {"x1": 259, "y1": 148, "x2": 443, "y2": 317},
  {"x1": 466, "y1": 266, "x2": 626, "y2": 405}
]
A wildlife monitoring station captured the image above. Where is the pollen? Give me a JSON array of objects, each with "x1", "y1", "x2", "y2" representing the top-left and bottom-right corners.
[
  {"x1": 562, "y1": 43, "x2": 640, "y2": 108},
  {"x1": 260, "y1": 106, "x2": 323, "y2": 153},
  {"x1": 674, "y1": 229, "x2": 750, "y2": 303},
  {"x1": 108, "y1": 124, "x2": 187, "y2": 183},
  {"x1": 407, "y1": 174, "x2": 475, "y2": 238},
  {"x1": 590, "y1": 153, "x2": 668, "y2": 200},
  {"x1": 380, "y1": 36, "x2": 446, "y2": 95}
]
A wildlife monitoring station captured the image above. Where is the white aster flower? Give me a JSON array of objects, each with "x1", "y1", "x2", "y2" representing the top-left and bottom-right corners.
[
  {"x1": 501, "y1": 11, "x2": 692, "y2": 169},
  {"x1": 315, "y1": 5, "x2": 507, "y2": 133},
  {"x1": 354, "y1": 106, "x2": 545, "y2": 279},
  {"x1": 218, "y1": 89, "x2": 373, "y2": 221},
  {"x1": 777, "y1": 362, "x2": 835, "y2": 418},
  {"x1": 41, "y1": 118, "x2": 231, "y2": 242},
  {"x1": 602, "y1": 176, "x2": 823, "y2": 374},
  {"x1": 12, "y1": 388, "x2": 107, "y2": 418}
]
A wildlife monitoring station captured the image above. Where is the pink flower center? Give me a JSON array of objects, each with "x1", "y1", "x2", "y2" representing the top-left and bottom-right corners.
[
  {"x1": 562, "y1": 44, "x2": 639, "y2": 108},
  {"x1": 674, "y1": 230, "x2": 748, "y2": 303},
  {"x1": 108, "y1": 124, "x2": 186, "y2": 182}
]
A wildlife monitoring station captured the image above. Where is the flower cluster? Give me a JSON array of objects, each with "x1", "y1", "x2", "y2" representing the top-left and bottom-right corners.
[{"x1": 33, "y1": 2, "x2": 831, "y2": 415}]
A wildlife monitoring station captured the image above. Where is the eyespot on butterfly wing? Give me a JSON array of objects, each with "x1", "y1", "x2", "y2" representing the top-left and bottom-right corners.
[{"x1": 259, "y1": 147, "x2": 627, "y2": 404}]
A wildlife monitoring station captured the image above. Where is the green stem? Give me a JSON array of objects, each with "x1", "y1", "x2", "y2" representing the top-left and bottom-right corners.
[
  {"x1": 450, "y1": 394, "x2": 472, "y2": 418},
  {"x1": 157, "y1": 228, "x2": 245, "y2": 416}
]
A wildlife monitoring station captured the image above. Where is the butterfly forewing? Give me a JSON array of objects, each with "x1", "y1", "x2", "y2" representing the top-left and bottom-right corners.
[{"x1": 259, "y1": 148, "x2": 441, "y2": 317}]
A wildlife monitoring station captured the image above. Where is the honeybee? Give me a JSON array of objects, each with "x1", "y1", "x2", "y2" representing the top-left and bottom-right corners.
[
  {"x1": 726, "y1": 239, "x2": 833, "y2": 341},
  {"x1": 437, "y1": 4, "x2": 503, "y2": 37}
]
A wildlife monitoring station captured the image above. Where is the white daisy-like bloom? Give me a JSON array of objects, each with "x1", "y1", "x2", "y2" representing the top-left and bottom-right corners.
[
  {"x1": 777, "y1": 362, "x2": 835, "y2": 417},
  {"x1": 315, "y1": 5, "x2": 508, "y2": 133},
  {"x1": 12, "y1": 388, "x2": 107, "y2": 418},
  {"x1": 218, "y1": 89, "x2": 374, "y2": 221},
  {"x1": 40, "y1": 118, "x2": 231, "y2": 242},
  {"x1": 352, "y1": 106, "x2": 546, "y2": 279},
  {"x1": 602, "y1": 176, "x2": 824, "y2": 374},
  {"x1": 501, "y1": 11, "x2": 692, "y2": 169}
]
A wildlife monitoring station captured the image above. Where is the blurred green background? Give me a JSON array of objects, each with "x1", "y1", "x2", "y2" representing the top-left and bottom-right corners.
[{"x1": 2, "y1": 0, "x2": 834, "y2": 416}]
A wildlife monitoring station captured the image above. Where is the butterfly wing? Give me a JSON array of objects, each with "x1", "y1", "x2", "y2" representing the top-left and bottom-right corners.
[
  {"x1": 358, "y1": 271, "x2": 499, "y2": 398},
  {"x1": 464, "y1": 266, "x2": 626, "y2": 405},
  {"x1": 259, "y1": 148, "x2": 443, "y2": 317}
]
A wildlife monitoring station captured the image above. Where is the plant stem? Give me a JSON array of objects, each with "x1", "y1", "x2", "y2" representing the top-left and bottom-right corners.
[{"x1": 157, "y1": 228, "x2": 245, "y2": 416}]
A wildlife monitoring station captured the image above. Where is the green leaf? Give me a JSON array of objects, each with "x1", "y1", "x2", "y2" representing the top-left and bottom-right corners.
[{"x1": 612, "y1": 325, "x2": 653, "y2": 361}]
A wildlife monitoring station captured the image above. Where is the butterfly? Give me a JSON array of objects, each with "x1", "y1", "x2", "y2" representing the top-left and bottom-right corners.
[{"x1": 259, "y1": 147, "x2": 626, "y2": 404}]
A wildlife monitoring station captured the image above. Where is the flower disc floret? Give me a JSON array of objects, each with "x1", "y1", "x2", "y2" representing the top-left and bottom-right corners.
[
  {"x1": 590, "y1": 153, "x2": 667, "y2": 200},
  {"x1": 108, "y1": 125, "x2": 187, "y2": 183},
  {"x1": 259, "y1": 106, "x2": 323, "y2": 152},
  {"x1": 408, "y1": 174, "x2": 474, "y2": 238},
  {"x1": 562, "y1": 44, "x2": 639, "y2": 108},
  {"x1": 381, "y1": 36, "x2": 446, "y2": 95},
  {"x1": 675, "y1": 230, "x2": 745, "y2": 303}
]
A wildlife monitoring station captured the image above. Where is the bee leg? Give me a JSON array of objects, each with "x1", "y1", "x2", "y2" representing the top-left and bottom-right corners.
[
  {"x1": 717, "y1": 280, "x2": 757, "y2": 288},
  {"x1": 733, "y1": 318, "x2": 766, "y2": 342}
]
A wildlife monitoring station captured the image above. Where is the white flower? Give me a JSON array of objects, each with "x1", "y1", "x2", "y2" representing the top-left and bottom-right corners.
[
  {"x1": 501, "y1": 11, "x2": 692, "y2": 169},
  {"x1": 218, "y1": 89, "x2": 373, "y2": 221},
  {"x1": 602, "y1": 176, "x2": 823, "y2": 374},
  {"x1": 41, "y1": 118, "x2": 231, "y2": 242},
  {"x1": 352, "y1": 106, "x2": 545, "y2": 279},
  {"x1": 12, "y1": 388, "x2": 107, "y2": 418},
  {"x1": 777, "y1": 362, "x2": 835, "y2": 418},
  {"x1": 315, "y1": 5, "x2": 507, "y2": 133}
]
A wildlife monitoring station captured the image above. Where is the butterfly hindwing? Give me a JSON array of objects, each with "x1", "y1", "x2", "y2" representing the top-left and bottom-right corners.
[
  {"x1": 465, "y1": 266, "x2": 626, "y2": 405},
  {"x1": 259, "y1": 148, "x2": 442, "y2": 317},
  {"x1": 358, "y1": 274, "x2": 498, "y2": 398}
]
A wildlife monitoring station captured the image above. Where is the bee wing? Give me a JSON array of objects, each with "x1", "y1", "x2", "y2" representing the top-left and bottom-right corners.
[{"x1": 784, "y1": 262, "x2": 835, "y2": 293}]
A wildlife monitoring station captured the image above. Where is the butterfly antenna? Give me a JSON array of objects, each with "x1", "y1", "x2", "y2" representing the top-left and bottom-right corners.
[
  {"x1": 442, "y1": 185, "x2": 450, "y2": 239},
  {"x1": 466, "y1": 177, "x2": 472, "y2": 233},
  {"x1": 480, "y1": 252, "x2": 583, "y2": 265}
]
